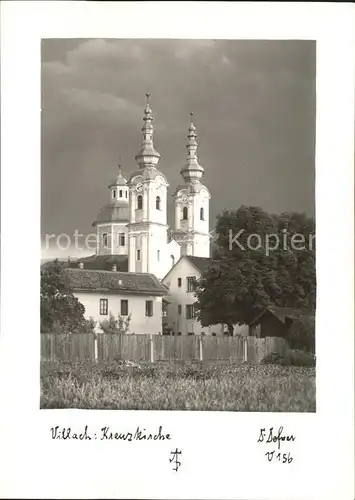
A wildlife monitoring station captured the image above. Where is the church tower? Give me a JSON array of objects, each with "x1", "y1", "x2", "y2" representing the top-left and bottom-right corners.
[
  {"x1": 173, "y1": 113, "x2": 211, "y2": 257},
  {"x1": 127, "y1": 94, "x2": 169, "y2": 278},
  {"x1": 92, "y1": 164, "x2": 129, "y2": 255}
]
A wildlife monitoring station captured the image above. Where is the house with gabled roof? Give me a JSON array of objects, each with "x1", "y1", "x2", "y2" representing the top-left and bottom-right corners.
[
  {"x1": 161, "y1": 255, "x2": 225, "y2": 336},
  {"x1": 248, "y1": 305, "x2": 315, "y2": 341},
  {"x1": 65, "y1": 268, "x2": 168, "y2": 334}
]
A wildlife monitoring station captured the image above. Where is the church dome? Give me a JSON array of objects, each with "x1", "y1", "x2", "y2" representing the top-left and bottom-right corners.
[
  {"x1": 108, "y1": 165, "x2": 127, "y2": 188},
  {"x1": 92, "y1": 201, "x2": 129, "y2": 227},
  {"x1": 180, "y1": 113, "x2": 204, "y2": 183},
  {"x1": 134, "y1": 93, "x2": 161, "y2": 168}
]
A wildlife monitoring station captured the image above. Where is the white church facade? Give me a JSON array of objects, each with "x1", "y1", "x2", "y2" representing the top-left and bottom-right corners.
[{"x1": 69, "y1": 94, "x2": 232, "y2": 336}]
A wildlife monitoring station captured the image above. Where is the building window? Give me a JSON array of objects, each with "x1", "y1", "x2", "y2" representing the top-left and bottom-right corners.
[
  {"x1": 188, "y1": 332, "x2": 194, "y2": 336},
  {"x1": 119, "y1": 189, "x2": 123, "y2": 198},
  {"x1": 171, "y1": 255, "x2": 175, "y2": 266},
  {"x1": 121, "y1": 299, "x2": 128, "y2": 316},
  {"x1": 178, "y1": 304, "x2": 182, "y2": 315},
  {"x1": 182, "y1": 206, "x2": 188, "y2": 220},
  {"x1": 137, "y1": 249, "x2": 141, "y2": 261},
  {"x1": 187, "y1": 276, "x2": 196, "y2": 292},
  {"x1": 100, "y1": 299, "x2": 108, "y2": 315},
  {"x1": 125, "y1": 191, "x2": 128, "y2": 198},
  {"x1": 178, "y1": 278, "x2": 182, "y2": 287},
  {"x1": 212, "y1": 332, "x2": 217, "y2": 337},
  {"x1": 186, "y1": 304, "x2": 195, "y2": 320},
  {"x1": 157, "y1": 250, "x2": 160, "y2": 261},
  {"x1": 113, "y1": 190, "x2": 116, "y2": 199},
  {"x1": 119, "y1": 233, "x2": 125, "y2": 246},
  {"x1": 137, "y1": 195, "x2": 143, "y2": 210},
  {"x1": 177, "y1": 332, "x2": 182, "y2": 336},
  {"x1": 102, "y1": 233, "x2": 108, "y2": 247},
  {"x1": 145, "y1": 300, "x2": 153, "y2": 317},
  {"x1": 156, "y1": 196, "x2": 161, "y2": 210},
  {"x1": 200, "y1": 207, "x2": 204, "y2": 220}
]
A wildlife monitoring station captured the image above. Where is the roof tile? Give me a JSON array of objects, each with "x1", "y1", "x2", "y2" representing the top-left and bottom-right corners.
[{"x1": 65, "y1": 268, "x2": 167, "y2": 295}]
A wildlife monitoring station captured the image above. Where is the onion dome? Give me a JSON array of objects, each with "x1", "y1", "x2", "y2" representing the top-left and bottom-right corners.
[
  {"x1": 134, "y1": 93, "x2": 161, "y2": 168},
  {"x1": 108, "y1": 164, "x2": 127, "y2": 188},
  {"x1": 180, "y1": 112, "x2": 204, "y2": 183}
]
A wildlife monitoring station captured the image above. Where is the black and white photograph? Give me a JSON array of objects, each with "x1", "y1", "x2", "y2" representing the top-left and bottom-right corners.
[
  {"x1": 41, "y1": 38, "x2": 316, "y2": 411},
  {"x1": 1, "y1": 3, "x2": 354, "y2": 499}
]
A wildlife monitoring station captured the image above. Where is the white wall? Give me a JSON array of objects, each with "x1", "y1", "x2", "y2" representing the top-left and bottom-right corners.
[
  {"x1": 75, "y1": 291, "x2": 163, "y2": 335},
  {"x1": 173, "y1": 186, "x2": 210, "y2": 258},
  {"x1": 128, "y1": 175, "x2": 171, "y2": 278},
  {"x1": 162, "y1": 257, "x2": 224, "y2": 336},
  {"x1": 96, "y1": 223, "x2": 128, "y2": 256},
  {"x1": 111, "y1": 223, "x2": 129, "y2": 255}
]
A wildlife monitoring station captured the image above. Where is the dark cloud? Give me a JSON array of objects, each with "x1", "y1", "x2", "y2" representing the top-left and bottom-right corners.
[{"x1": 41, "y1": 39, "x2": 315, "y2": 256}]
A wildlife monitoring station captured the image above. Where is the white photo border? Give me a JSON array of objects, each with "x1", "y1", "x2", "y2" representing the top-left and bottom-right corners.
[{"x1": 1, "y1": 2, "x2": 354, "y2": 499}]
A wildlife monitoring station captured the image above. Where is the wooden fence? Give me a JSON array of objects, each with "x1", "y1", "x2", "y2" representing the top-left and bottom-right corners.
[{"x1": 41, "y1": 334, "x2": 288, "y2": 364}]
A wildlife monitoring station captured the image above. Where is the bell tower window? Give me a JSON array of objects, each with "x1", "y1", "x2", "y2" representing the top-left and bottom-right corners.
[
  {"x1": 113, "y1": 190, "x2": 116, "y2": 199},
  {"x1": 200, "y1": 207, "x2": 204, "y2": 220},
  {"x1": 156, "y1": 196, "x2": 161, "y2": 210},
  {"x1": 137, "y1": 195, "x2": 143, "y2": 210},
  {"x1": 182, "y1": 207, "x2": 188, "y2": 220},
  {"x1": 119, "y1": 189, "x2": 123, "y2": 198}
]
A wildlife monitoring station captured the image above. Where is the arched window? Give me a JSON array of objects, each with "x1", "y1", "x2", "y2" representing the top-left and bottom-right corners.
[
  {"x1": 156, "y1": 196, "x2": 161, "y2": 210},
  {"x1": 113, "y1": 190, "x2": 116, "y2": 199},
  {"x1": 200, "y1": 207, "x2": 204, "y2": 220},
  {"x1": 182, "y1": 207, "x2": 188, "y2": 220},
  {"x1": 102, "y1": 233, "x2": 108, "y2": 247},
  {"x1": 171, "y1": 255, "x2": 175, "y2": 266},
  {"x1": 125, "y1": 191, "x2": 128, "y2": 198},
  {"x1": 137, "y1": 195, "x2": 143, "y2": 210},
  {"x1": 119, "y1": 190, "x2": 123, "y2": 198}
]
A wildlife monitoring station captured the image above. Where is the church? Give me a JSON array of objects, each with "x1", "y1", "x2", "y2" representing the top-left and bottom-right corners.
[{"x1": 66, "y1": 94, "x2": 227, "y2": 336}]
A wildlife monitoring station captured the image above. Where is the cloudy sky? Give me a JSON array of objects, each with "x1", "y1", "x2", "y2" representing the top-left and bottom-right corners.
[{"x1": 41, "y1": 38, "x2": 315, "y2": 258}]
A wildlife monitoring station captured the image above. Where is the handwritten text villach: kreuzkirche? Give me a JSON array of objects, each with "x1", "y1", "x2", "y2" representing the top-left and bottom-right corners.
[{"x1": 50, "y1": 425, "x2": 171, "y2": 442}]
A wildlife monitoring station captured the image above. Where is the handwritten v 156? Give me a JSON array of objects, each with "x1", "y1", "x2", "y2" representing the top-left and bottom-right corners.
[{"x1": 257, "y1": 426, "x2": 296, "y2": 463}]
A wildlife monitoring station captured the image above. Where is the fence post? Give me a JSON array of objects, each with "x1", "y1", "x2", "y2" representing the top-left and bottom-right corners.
[
  {"x1": 94, "y1": 334, "x2": 98, "y2": 362},
  {"x1": 150, "y1": 334, "x2": 154, "y2": 363},
  {"x1": 199, "y1": 336, "x2": 203, "y2": 362},
  {"x1": 243, "y1": 337, "x2": 248, "y2": 362}
]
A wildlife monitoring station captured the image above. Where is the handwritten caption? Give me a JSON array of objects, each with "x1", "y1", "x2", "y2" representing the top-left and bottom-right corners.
[
  {"x1": 50, "y1": 425, "x2": 182, "y2": 471},
  {"x1": 257, "y1": 426, "x2": 295, "y2": 464},
  {"x1": 50, "y1": 425, "x2": 171, "y2": 442}
]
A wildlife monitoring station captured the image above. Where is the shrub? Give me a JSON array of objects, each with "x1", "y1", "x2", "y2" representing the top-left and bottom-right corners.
[
  {"x1": 99, "y1": 313, "x2": 131, "y2": 334},
  {"x1": 261, "y1": 352, "x2": 287, "y2": 365},
  {"x1": 288, "y1": 316, "x2": 315, "y2": 353},
  {"x1": 261, "y1": 349, "x2": 315, "y2": 367},
  {"x1": 288, "y1": 349, "x2": 316, "y2": 367}
]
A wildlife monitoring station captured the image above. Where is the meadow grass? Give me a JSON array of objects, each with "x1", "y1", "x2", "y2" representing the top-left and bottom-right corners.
[{"x1": 40, "y1": 360, "x2": 316, "y2": 412}]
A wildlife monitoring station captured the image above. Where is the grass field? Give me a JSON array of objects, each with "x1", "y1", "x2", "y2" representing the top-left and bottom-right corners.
[{"x1": 40, "y1": 360, "x2": 316, "y2": 412}]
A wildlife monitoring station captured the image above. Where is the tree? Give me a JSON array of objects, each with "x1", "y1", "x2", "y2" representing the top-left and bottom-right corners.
[
  {"x1": 99, "y1": 313, "x2": 131, "y2": 334},
  {"x1": 195, "y1": 206, "x2": 316, "y2": 334},
  {"x1": 40, "y1": 259, "x2": 87, "y2": 333}
]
